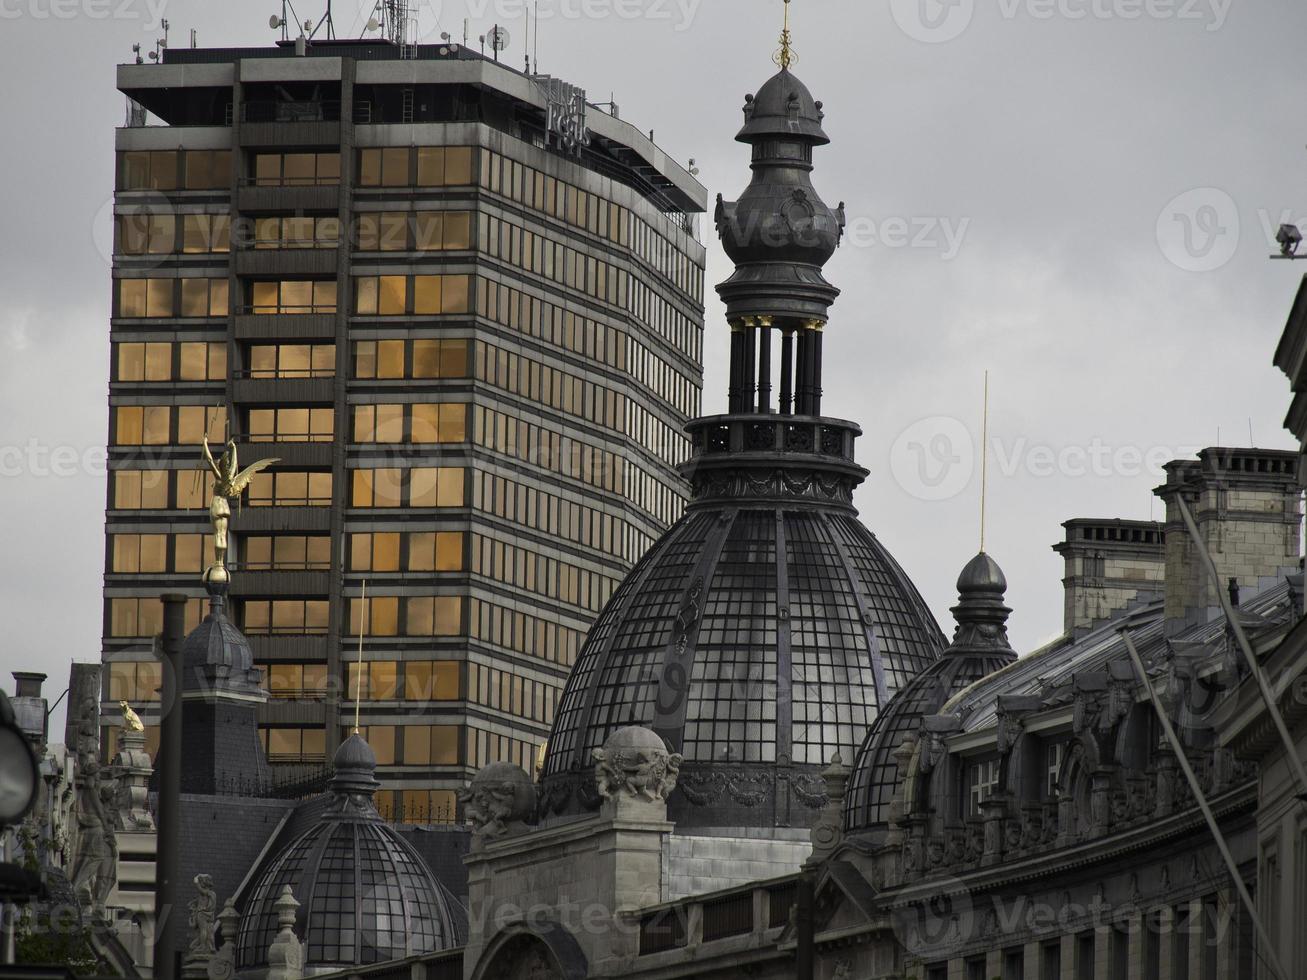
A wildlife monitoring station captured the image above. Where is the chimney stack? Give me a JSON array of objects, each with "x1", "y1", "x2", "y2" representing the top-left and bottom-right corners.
[
  {"x1": 10, "y1": 671, "x2": 49, "y2": 744},
  {"x1": 1052, "y1": 519, "x2": 1166, "y2": 636},
  {"x1": 1155, "y1": 448, "x2": 1302, "y2": 632}
]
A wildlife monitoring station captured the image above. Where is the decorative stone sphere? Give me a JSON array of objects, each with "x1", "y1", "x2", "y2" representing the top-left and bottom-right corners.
[
  {"x1": 592, "y1": 727, "x2": 682, "y2": 805},
  {"x1": 459, "y1": 763, "x2": 535, "y2": 839}
]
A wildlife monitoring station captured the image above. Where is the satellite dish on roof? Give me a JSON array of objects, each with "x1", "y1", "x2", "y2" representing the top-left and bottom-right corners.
[
  {"x1": 365, "y1": 16, "x2": 379, "y2": 31},
  {"x1": 488, "y1": 25, "x2": 510, "y2": 51},
  {"x1": 269, "y1": 14, "x2": 284, "y2": 28}
]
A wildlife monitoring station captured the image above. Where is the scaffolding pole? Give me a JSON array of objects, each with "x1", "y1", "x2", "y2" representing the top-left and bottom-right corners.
[
  {"x1": 1170, "y1": 490, "x2": 1307, "y2": 799},
  {"x1": 1119, "y1": 627, "x2": 1285, "y2": 980}
]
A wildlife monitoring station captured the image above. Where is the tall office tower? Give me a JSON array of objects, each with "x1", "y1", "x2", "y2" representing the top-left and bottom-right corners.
[{"x1": 103, "y1": 37, "x2": 706, "y2": 819}]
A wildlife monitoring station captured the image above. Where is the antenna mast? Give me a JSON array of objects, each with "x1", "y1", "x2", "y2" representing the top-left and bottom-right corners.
[{"x1": 980, "y1": 371, "x2": 990, "y2": 554}]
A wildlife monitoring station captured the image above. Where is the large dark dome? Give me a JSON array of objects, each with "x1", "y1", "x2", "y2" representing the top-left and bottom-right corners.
[
  {"x1": 541, "y1": 63, "x2": 944, "y2": 837},
  {"x1": 540, "y1": 415, "x2": 945, "y2": 832}
]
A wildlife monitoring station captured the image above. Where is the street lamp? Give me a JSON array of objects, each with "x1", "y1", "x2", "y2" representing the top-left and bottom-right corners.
[{"x1": 0, "y1": 691, "x2": 37, "y2": 827}]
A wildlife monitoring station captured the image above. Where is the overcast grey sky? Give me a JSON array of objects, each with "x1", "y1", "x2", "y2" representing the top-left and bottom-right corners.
[{"x1": 1, "y1": 0, "x2": 1304, "y2": 738}]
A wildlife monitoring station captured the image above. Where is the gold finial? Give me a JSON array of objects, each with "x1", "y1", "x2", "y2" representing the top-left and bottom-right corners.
[
  {"x1": 774, "y1": 0, "x2": 796, "y2": 70},
  {"x1": 201, "y1": 437, "x2": 278, "y2": 587},
  {"x1": 119, "y1": 700, "x2": 145, "y2": 733}
]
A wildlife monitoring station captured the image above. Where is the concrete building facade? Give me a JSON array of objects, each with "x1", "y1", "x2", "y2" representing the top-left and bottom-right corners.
[{"x1": 102, "y1": 39, "x2": 707, "y2": 819}]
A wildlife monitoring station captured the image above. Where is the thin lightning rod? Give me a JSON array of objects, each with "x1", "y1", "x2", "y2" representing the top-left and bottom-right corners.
[{"x1": 980, "y1": 371, "x2": 990, "y2": 554}]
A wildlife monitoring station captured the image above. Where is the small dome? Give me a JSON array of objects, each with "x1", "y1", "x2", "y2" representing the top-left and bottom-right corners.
[
  {"x1": 237, "y1": 734, "x2": 462, "y2": 970},
  {"x1": 334, "y1": 731, "x2": 378, "y2": 772},
  {"x1": 737, "y1": 69, "x2": 830, "y2": 144},
  {"x1": 181, "y1": 589, "x2": 262, "y2": 696},
  {"x1": 958, "y1": 552, "x2": 1007, "y2": 593},
  {"x1": 844, "y1": 553, "x2": 1019, "y2": 835}
]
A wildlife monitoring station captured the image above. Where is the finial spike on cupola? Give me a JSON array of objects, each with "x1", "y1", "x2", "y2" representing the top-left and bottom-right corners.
[{"x1": 774, "y1": 0, "x2": 796, "y2": 70}]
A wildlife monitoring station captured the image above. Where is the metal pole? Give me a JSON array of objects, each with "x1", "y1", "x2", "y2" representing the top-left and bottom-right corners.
[
  {"x1": 154, "y1": 595, "x2": 188, "y2": 980},
  {"x1": 779, "y1": 329, "x2": 794, "y2": 416},
  {"x1": 2, "y1": 830, "x2": 14, "y2": 965},
  {"x1": 1171, "y1": 490, "x2": 1307, "y2": 797},
  {"x1": 1119, "y1": 628, "x2": 1285, "y2": 980}
]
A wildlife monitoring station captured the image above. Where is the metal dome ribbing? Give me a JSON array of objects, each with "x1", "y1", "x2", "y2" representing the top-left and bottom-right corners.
[
  {"x1": 540, "y1": 61, "x2": 944, "y2": 835},
  {"x1": 237, "y1": 734, "x2": 461, "y2": 969},
  {"x1": 843, "y1": 553, "x2": 1019, "y2": 834}
]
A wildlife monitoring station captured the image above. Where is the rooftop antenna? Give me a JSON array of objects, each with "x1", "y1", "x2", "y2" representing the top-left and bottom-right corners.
[
  {"x1": 774, "y1": 0, "x2": 795, "y2": 70},
  {"x1": 487, "y1": 24, "x2": 509, "y2": 62},
  {"x1": 271, "y1": 0, "x2": 289, "y2": 41},
  {"x1": 353, "y1": 579, "x2": 367, "y2": 734},
  {"x1": 533, "y1": 0, "x2": 539, "y2": 74},
  {"x1": 980, "y1": 370, "x2": 991, "y2": 554}
]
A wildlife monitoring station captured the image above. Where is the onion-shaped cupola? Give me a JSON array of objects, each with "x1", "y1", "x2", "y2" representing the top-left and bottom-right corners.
[
  {"x1": 236, "y1": 734, "x2": 463, "y2": 970},
  {"x1": 539, "y1": 11, "x2": 945, "y2": 838},
  {"x1": 843, "y1": 553, "x2": 1019, "y2": 835},
  {"x1": 714, "y1": 32, "x2": 845, "y2": 415}
]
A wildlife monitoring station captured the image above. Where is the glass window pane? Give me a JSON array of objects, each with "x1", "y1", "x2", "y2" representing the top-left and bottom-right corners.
[
  {"x1": 413, "y1": 275, "x2": 441, "y2": 315},
  {"x1": 375, "y1": 404, "x2": 403, "y2": 443},
  {"x1": 371, "y1": 661, "x2": 398, "y2": 699},
  {"x1": 441, "y1": 274, "x2": 469, "y2": 313},
  {"x1": 373, "y1": 532, "x2": 400, "y2": 571},
  {"x1": 444, "y1": 212, "x2": 471, "y2": 249},
  {"x1": 445, "y1": 147, "x2": 473, "y2": 185},
  {"x1": 412, "y1": 340, "x2": 439, "y2": 378},
  {"x1": 378, "y1": 276, "x2": 406, "y2": 315},
  {"x1": 283, "y1": 153, "x2": 314, "y2": 185},
  {"x1": 407, "y1": 597, "x2": 434, "y2": 636},
  {"x1": 358, "y1": 148, "x2": 381, "y2": 186},
  {"x1": 378, "y1": 340, "x2": 405, "y2": 378},
  {"x1": 179, "y1": 342, "x2": 207, "y2": 380},
  {"x1": 146, "y1": 279, "x2": 173, "y2": 317},
  {"x1": 180, "y1": 279, "x2": 209, "y2": 317},
  {"x1": 381, "y1": 147, "x2": 408, "y2": 186},
  {"x1": 431, "y1": 725, "x2": 459, "y2": 764},
  {"x1": 316, "y1": 152, "x2": 340, "y2": 182},
  {"x1": 434, "y1": 597, "x2": 461, "y2": 636},
  {"x1": 142, "y1": 406, "x2": 170, "y2": 445},
  {"x1": 356, "y1": 213, "x2": 379, "y2": 251},
  {"x1": 416, "y1": 147, "x2": 444, "y2": 186},
  {"x1": 379, "y1": 212, "x2": 406, "y2": 250},
  {"x1": 414, "y1": 212, "x2": 442, "y2": 250},
  {"x1": 405, "y1": 662, "x2": 432, "y2": 700},
  {"x1": 255, "y1": 154, "x2": 281, "y2": 186},
  {"x1": 150, "y1": 151, "x2": 177, "y2": 189},
  {"x1": 432, "y1": 662, "x2": 459, "y2": 700},
  {"x1": 435, "y1": 532, "x2": 462, "y2": 571}
]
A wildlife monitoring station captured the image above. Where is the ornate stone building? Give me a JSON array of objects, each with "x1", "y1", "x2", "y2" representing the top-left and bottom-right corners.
[{"x1": 10, "y1": 12, "x2": 1307, "y2": 980}]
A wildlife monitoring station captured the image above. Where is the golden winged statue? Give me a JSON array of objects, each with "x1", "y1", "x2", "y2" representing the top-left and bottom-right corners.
[
  {"x1": 119, "y1": 699, "x2": 145, "y2": 733},
  {"x1": 201, "y1": 438, "x2": 279, "y2": 584}
]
